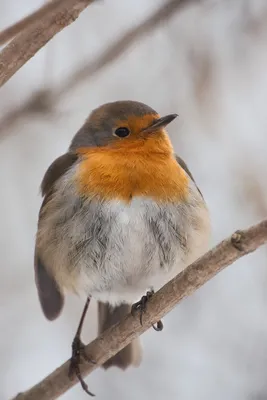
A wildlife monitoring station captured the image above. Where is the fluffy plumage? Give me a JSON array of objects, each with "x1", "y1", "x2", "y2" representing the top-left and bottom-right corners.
[{"x1": 34, "y1": 100, "x2": 211, "y2": 369}]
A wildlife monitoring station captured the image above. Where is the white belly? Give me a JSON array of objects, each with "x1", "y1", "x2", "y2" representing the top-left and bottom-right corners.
[
  {"x1": 74, "y1": 195, "x2": 210, "y2": 305},
  {"x1": 39, "y1": 173, "x2": 210, "y2": 306}
]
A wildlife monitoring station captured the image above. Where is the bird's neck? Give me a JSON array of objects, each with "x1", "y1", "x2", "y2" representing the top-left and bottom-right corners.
[{"x1": 76, "y1": 134, "x2": 189, "y2": 203}]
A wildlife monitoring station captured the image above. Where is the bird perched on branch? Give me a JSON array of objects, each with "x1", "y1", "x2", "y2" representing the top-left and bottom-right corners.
[{"x1": 34, "y1": 100, "x2": 210, "y2": 395}]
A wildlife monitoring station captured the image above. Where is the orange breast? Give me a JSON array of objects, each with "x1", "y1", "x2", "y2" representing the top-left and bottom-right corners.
[{"x1": 76, "y1": 135, "x2": 189, "y2": 203}]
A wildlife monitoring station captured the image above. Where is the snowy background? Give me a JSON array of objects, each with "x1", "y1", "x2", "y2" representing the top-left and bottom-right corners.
[{"x1": 1, "y1": 0, "x2": 267, "y2": 399}]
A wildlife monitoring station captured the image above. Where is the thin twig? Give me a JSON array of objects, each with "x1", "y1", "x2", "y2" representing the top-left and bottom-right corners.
[
  {"x1": 57, "y1": 0, "x2": 198, "y2": 98},
  {"x1": 0, "y1": 89, "x2": 57, "y2": 138},
  {"x1": 0, "y1": 0, "x2": 95, "y2": 88},
  {"x1": 11, "y1": 219, "x2": 267, "y2": 400},
  {"x1": 0, "y1": 0, "x2": 197, "y2": 136},
  {"x1": 0, "y1": 0, "x2": 63, "y2": 46}
]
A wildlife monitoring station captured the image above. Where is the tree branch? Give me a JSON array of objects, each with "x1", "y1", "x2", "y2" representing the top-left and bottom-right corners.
[
  {"x1": 0, "y1": 0, "x2": 95, "y2": 88},
  {"x1": 58, "y1": 0, "x2": 198, "y2": 98},
  {"x1": 0, "y1": 0, "x2": 64, "y2": 46},
  {"x1": 11, "y1": 219, "x2": 267, "y2": 400},
  {"x1": 0, "y1": 0, "x2": 197, "y2": 136}
]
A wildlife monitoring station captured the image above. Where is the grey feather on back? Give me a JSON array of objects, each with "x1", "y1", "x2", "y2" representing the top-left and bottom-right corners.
[
  {"x1": 35, "y1": 152, "x2": 78, "y2": 320},
  {"x1": 175, "y1": 154, "x2": 203, "y2": 198},
  {"x1": 41, "y1": 152, "x2": 78, "y2": 196}
]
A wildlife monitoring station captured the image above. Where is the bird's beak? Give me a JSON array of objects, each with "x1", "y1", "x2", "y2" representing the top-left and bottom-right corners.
[{"x1": 142, "y1": 114, "x2": 178, "y2": 133}]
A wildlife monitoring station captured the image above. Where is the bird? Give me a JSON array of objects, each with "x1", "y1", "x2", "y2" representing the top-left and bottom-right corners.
[{"x1": 34, "y1": 100, "x2": 210, "y2": 395}]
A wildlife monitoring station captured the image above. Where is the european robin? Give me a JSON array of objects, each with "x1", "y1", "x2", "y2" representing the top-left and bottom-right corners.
[{"x1": 34, "y1": 100, "x2": 210, "y2": 395}]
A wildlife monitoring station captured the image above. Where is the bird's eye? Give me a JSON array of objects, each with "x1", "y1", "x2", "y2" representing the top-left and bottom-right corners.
[{"x1": 114, "y1": 127, "x2": 130, "y2": 138}]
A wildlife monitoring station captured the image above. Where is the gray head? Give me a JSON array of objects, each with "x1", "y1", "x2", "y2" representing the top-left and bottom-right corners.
[{"x1": 69, "y1": 100, "x2": 177, "y2": 150}]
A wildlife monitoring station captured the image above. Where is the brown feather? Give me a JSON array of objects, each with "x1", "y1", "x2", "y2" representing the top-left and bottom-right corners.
[
  {"x1": 35, "y1": 152, "x2": 78, "y2": 320},
  {"x1": 98, "y1": 302, "x2": 142, "y2": 369},
  {"x1": 41, "y1": 152, "x2": 78, "y2": 196},
  {"x1": 175, "y1": 154, "x2": 203, "y2": 198},
  {"x1": 34, "y1": 252, "x2": 64, "y2": 320}
]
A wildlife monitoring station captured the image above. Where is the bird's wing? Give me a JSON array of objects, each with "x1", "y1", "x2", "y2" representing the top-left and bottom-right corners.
[
  {"x1": 35, "y1": 152, "x2": 78, "y2": 320},
  {"x1": 175, "y1": 154, "x2": 203, "y2": 198}
]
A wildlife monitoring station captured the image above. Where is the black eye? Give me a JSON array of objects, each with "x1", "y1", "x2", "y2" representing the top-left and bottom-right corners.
[{"x1": 114, "y1": 127, "x2": 130, "y2": 138}]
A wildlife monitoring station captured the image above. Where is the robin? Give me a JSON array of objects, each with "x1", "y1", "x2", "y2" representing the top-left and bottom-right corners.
[{"x1": 34, "y1": 100, "x2": 210, "y2": 395}]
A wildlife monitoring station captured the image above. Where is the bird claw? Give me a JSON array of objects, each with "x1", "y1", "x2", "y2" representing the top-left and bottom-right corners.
[
  {"x1": 68, "y1": 336, "x2": 96, "y2": 397},
  {"x1": 131, "y1": 290, "x2": 154, "y2": 325},
  {"x1": 131, "y1": 290, "x2": 164, "y2": 330},
  {"x1": 152, "y1": 320, "x2": 164, "y2": 331}
]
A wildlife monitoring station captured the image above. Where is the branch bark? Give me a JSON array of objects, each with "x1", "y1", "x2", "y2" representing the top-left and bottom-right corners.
[
  {"x1": 0, "y1": 0, "x2": 95, "y2": 88},
  {"x1": 0, "y1": 0, "x2": 64, "y2": 46},
  {"x1": 11, "y1": 219, "x2": 267, "y2": 400},
  {"x1": 58, "y1": 0, "x2": 198, "y2": 98}
]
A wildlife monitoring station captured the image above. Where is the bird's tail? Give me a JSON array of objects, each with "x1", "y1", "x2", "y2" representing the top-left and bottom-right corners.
[{"x1": 98, "y1": 302, "x2": 142, "y2": 369}]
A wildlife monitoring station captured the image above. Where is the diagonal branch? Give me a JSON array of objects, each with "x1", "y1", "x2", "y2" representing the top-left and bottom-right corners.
[
  {"x1": 0, "y1": 0, "x2": 95, "y2": 88},
  {"x1": 12, "y1": 219, "x2": 267, "y2": 400},
  {"x1": 57, "y1": 0, "x2": 198, "y2": 98},
  {"x1": 0, "y1": 0, "x2": 64, "y2": 46},
  {"x1": 0, "y1": 0, "x2": 198, "y2": 136}
]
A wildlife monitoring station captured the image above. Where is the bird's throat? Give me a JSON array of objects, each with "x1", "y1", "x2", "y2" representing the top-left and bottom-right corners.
[{"x1": 76, "y1": 136, "x2": 189, "y2": 203}]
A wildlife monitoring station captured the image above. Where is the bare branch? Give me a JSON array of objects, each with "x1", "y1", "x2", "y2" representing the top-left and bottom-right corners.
[
  {"x1": 11, "y1": 219, "x2": 267, "y2": 400},
  {"x1": 0, "y1": 0, "x2": 64, "y2": 46},
  {"x1": 0, "y1": 90, "x2": 56, "y2": 140},
  {"x1": 0, "y1": 0, "x2": 95, "y2": 88},
  {"x1": 58, "y1": 0, "x2": 198, "y2": 98},
  {"x1": 0, "y1": 0, "x2": 197, "y2": 137}
]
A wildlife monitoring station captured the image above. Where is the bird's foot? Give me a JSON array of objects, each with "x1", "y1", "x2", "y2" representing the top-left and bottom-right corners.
[
  {"x1": 68, "y1": 336, "x2": 96, "y2": 396},
  {"x1": 131, "y1": 290, "x2": 164, "y2": 330},
  {"x1": 152, "y1": 320, "x2": 164, "y2": 331}
]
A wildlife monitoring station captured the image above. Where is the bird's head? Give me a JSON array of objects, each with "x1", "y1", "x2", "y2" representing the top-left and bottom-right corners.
[{"x1": 70, "y1": 100, "x2": 177, "y2": 153}]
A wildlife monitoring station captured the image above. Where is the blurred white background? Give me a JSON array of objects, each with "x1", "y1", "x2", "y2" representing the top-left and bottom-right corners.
[{"x1": 1, "y1": 0, "x2": 267, "y2": 399}]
